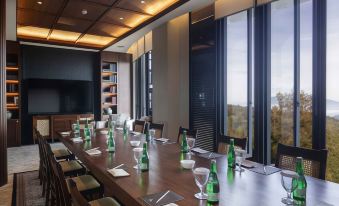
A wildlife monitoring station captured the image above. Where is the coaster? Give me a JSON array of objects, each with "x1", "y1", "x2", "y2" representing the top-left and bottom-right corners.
[{"x1": 141, "y1": 190, "x2": 184, "y2": 206}]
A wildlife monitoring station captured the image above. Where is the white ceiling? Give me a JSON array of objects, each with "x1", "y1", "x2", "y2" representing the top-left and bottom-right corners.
[{"x1": 104, "y1": 0, "x2": 214, "y2": 53}]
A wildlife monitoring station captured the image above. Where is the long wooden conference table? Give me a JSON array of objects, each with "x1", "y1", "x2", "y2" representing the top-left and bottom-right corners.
[{"x1": 60, "y1": 130, "x2": 339, "y2": 206}]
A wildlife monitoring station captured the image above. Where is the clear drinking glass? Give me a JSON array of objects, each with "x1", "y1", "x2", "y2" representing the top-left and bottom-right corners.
[
  {"x1": 235, "y1": 149, "x2": 247, "y2": 172},
  {"x1": 187, "y1": 138, "x2": 196, "y2": 155},
  {"x1": 149, "y1": 129, "x2": 156, "y2": 142},
  {"x1": 133, "y1": 148, "x2": 143, "y2": 171},
  {"x1": 280, "y1": 170, "x2": 299, "y2": 205},
  {"x1": 193, "y1": 167, "x2": 210, "y2": 200}
]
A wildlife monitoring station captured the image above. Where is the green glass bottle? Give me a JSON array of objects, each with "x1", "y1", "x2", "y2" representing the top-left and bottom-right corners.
[
  {"x1": 145, "y1": 129, "x2": 150, "y2": 142},
  {"x1": 141, "y1": 142, "x2": 149, "y2": 171},
  {"x1": 84, "y1": 119, "x2": 91, "y2": 141},
  {"x1": 181, "y1": 130, "x2": 188, "y2": 153},
  {"x1": 227, "y1": 139, "x2": 235, "y2": 168},
  {"x1": 206, "y1": 159, "x2": 220, "y2": 203},
  {"x1": 107, "y1": 128, "x2": 115, "y2": 152},
  {"x1": 123, "y1": 120, "x2": 127, "y2": 134},
  {"x1": 293, "y1": 157, "x2": 307, "y2": 204}
]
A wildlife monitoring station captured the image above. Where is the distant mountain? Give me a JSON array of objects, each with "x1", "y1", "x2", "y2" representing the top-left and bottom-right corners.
[{"x1": 327, "y1": 99, "x2": 339, "y2": 110}]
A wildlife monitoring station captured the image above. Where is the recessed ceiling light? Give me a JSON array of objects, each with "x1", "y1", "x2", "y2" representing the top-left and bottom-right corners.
[
  {"x1": 117, "y1": 45, "x2": 124, "y2": 48},
  {"x1": 141, "y1": 0, "x2": 145, "y2": 4},
  {"x1": 37, "y1": 1, "x2": 42, "y2": 5},
  {"x1": 119, "y1": 17, "x2": 124, "y2": 20},
  {"x1": 81, "y1": 9, "x2": 88, "y2": 15}
]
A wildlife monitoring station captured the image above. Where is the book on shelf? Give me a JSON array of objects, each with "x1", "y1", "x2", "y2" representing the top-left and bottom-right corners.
[
  {"x1": 110, "y1": 86, "x2": 117, "y2": 93},
  {"x1": 112, "y1": 96, "x2": 117, "y2": 105}
]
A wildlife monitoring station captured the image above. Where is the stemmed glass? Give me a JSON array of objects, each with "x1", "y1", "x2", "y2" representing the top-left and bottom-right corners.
[
  {"x1": 133, "y1": 148, "x2": 143, "y2": 171},
  {"x1": 280, "y1": 170, "x2": 299, "y2": 205},
  {"x1": 149, "y1": 129, "x2": 156, "y2": 142},
  {"x1": 193, "y1": 167, "x2": 210, "y2": 200},
  {"x1": 187, "y1": 138, "x2": 196, "y2": 155},
  {"x1": 235, "y1": 149, "x2": 247, "y2": 172}
]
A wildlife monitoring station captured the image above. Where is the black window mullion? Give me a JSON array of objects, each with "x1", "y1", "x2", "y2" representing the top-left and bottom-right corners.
[
  {"x1": 247, "y1": 9, "x2": 253, "y2": 156},
  {"x1": 294, "y1": 0, "x2": 301, "y2": 147}
]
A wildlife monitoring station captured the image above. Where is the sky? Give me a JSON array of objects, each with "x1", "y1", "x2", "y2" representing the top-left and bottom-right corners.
[{"x1": 226, "y1": 0, "x2": 339, "y2": 116}]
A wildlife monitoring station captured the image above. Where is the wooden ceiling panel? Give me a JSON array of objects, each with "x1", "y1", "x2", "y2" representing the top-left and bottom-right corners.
[
  {"x1": 18, "y1": 0, "x2": 64, "y2": 14},
  {"x1": 49, "y1": 29, "x2": 81, "y2": 42},
  {"x1": 77, "y1": 34, "x2": 115, "y2": 46},
  {"x1": 88, "y1": 22, "x2": 130, "y2": 37},
  {"x1": 100, "y1": 8, "x2": 151, "y2": 28},
  {"x1": 17, "y1": 9, "x2": 55, "y2": 28},
  {"x1": 86, "y1": 0, "x2": 118, "y2": 6},
  {"x1": 62, "y1": 0, "x2": 108, "y2": 21},
  {"x1": 17, "y1": 26, "x2": 50, "y2": 39},
  {"x1": 56, "y1": 17, "x2": 92, "y2": 33},
  {"x1": 116, "y1": 0, "x2": 179, "y2": 15}
]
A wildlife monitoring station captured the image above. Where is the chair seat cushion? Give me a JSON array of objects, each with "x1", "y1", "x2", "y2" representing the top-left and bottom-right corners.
[
  {"x1": 67, "y1": 175, "x2": 100, "y2": 192},
  {"x1": 59, "y1": 160, "x2": 83, "y2": 173},
  {"x1": 89, "y1": 197, "x2": 120, "y2": 206},
  {"x1": 53, "y1": 148, "x2": 71, "y2": 158}
]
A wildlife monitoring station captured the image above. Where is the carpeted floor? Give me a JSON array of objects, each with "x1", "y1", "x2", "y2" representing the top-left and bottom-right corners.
[
  {"x1": 8, "y1": 143, "x2": 66, "y2": 174},
  {"x1": 12, "y1": 171, "x2": 45, "y2": 206}
]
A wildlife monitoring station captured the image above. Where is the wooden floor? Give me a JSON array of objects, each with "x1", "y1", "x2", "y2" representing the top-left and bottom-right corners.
[{"x1": 0, "y1": 175, "x2": 13, "y2": 206}]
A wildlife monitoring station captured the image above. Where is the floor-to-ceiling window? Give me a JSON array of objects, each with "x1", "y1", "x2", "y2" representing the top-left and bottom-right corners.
[
  {"x1": 270, "y1": 0, "x2": 295, "y2": 159},
  {"x1": 224, "y1": 10, "x2": 254, "y2": 154},
  {"x1": 145, "y1": 51, "x2": 153, "y2": 116},
  {"x1": 299, "y1": 0, "x2": 313, "y2": 148},
  {"x1": 326, "y1": 0, "x2": 339, "y2": 183},
  {"x1": 226, "y1": 11, "x2": 248, "y2": 138}
]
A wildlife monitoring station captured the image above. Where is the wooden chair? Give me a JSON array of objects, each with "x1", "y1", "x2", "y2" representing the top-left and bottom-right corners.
[
  {"x1": 33, "y1": 115, "x2": 51, "y2": 143},
  {"x1": 217, "y1": 135, "x2": 247, "y2": 154},
  {"x1": 148, "y1": 122, "x2": 165, "y2": 139},
  {"x1": 176, "y1": 126, "x2": 198, "y2": 143},
  {"x1": 275, "y1": 143, "x2": 328, "y2": 180},
  {"x1": 68, "y1": 179, "x2": 121, "y2": 206},
  {"x1": 133, "y1": 120, "x2": 146, "y2": 133}
]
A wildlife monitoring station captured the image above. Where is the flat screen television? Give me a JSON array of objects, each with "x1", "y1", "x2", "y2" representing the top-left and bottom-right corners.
[{"x1": 27, "y1": 79, "x2": 93, "y2": 114}]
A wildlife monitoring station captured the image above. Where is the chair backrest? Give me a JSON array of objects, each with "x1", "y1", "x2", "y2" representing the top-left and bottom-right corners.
[
  {"x1": 68, "y1": 179, "x2": 90, "y2": 206},
  {"x1": 44, "y1": 142, "x2": 72, "y2": 206},
  {"x1": 148, "y1": 122, "x2": 164, "y2": 139},
  {"x1": 133, "y1": 120, "x2": 146, "y2": 133},
  {"x1": 177, "y1": 126, "x2": 198, "y2": 143},
  {"x1": 217, "y1": 135, "x2": 247, "y2": 154},
  {"x1": 33, "y1": 116, "x2": 50, "y2": 140},
  {"x1": 275, "y1": 143, "x2": 328, "y2": 180}
]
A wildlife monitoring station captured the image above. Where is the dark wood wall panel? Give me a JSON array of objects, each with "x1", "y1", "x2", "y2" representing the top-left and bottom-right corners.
[{"x1": 0, "y1": 0, "x2": 8, "y2": 186}]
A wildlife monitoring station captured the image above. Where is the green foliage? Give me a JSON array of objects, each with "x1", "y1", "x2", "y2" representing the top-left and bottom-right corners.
[{"x1": 226, "y1": 91, "x2": 339, "y2": 183}]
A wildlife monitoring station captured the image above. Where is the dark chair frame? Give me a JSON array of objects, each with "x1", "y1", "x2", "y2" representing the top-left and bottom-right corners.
[
  {"x1": 177, "y1": 126, "x2": 198, "y2": 143},
  {"x1": 133, "y1": 120, "x2": 146, "y2": 133},
  {"x1": 217, "y1": 135, "x2": 247, "y2": 150},
  {"x1": 275, "y1": 143, "x2": 328, "y2": 180}
]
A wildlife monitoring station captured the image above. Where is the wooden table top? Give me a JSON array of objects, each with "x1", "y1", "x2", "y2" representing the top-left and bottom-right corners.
[{"x1": 59, "y1": 131, "x2": 339, "y2": 206}]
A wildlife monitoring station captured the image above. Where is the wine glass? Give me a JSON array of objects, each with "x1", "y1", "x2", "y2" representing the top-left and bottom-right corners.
[
  {"x1": 133, "y1": 148, "x2": 143, "y2": 171},
  {"x1": 187, "y1": 138, "x2": 196, "y2": 155},
  {"x1": 149, "y1": 129, "x2": 156, "y2": 142},
  {"x1": 281, "y1": 170, "x2": 299, "y2": 205},
  {"x1": 235, "y1": 149, "x2": 247, "y2": 172},
  {"x1": 193, "y1": 167, "x2": 210, "y2": 200}
]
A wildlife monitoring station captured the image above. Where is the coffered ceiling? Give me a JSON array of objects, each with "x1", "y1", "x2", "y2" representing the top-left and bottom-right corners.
[{"x1": 17, "y1": 0, "x2": 186, "y2": 49}]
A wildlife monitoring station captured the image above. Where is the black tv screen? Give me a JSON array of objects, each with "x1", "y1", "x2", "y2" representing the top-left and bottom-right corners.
[{"x1": 27, "y1": 79, "x2": 93, "y2": 114}]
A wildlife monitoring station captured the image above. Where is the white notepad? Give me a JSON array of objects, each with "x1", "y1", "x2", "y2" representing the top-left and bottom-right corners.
[
  {"x1": 71, "y1": 138, "x2": 83, "y2": 143},
  {"x1": 191, "y1": 147, "x2": 209, "y2": 154},
  {"x1": 86, "y1": 149, "x2": 102, "y2": 156},
  {"x1": 107, "y1": 168, "x2": 130, "y2": 177}
]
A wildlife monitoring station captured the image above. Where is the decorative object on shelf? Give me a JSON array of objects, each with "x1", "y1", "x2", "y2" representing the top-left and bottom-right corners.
[
  {"x1": 106, "y1": 107, "x2": 113, "y2": 115},
  {"x1": 7, "y1": 111, "x2": 12, "y2": 119}
]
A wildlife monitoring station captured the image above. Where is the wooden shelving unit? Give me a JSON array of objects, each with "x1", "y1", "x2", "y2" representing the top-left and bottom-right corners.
[
  {"x1": 100, "y1": 52, "x2": 118, "y2": 119},
  {"x1": 6, "y1": 41, "x2": 21, "y2": 147}
]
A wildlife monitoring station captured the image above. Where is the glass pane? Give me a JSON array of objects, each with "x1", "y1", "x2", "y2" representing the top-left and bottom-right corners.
[
  {"x1": 326, "y1": 0, "x2": 339, "y2": 183},
  {"x1": 300, "y1": 0, "x2": 313, "y2": 148},
  {"x1": 270, "y1": 0, "x2": 294, "y2": 161},
  {"x1": 226, "y1": 11, "x2": 248, "y2": 138}
]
